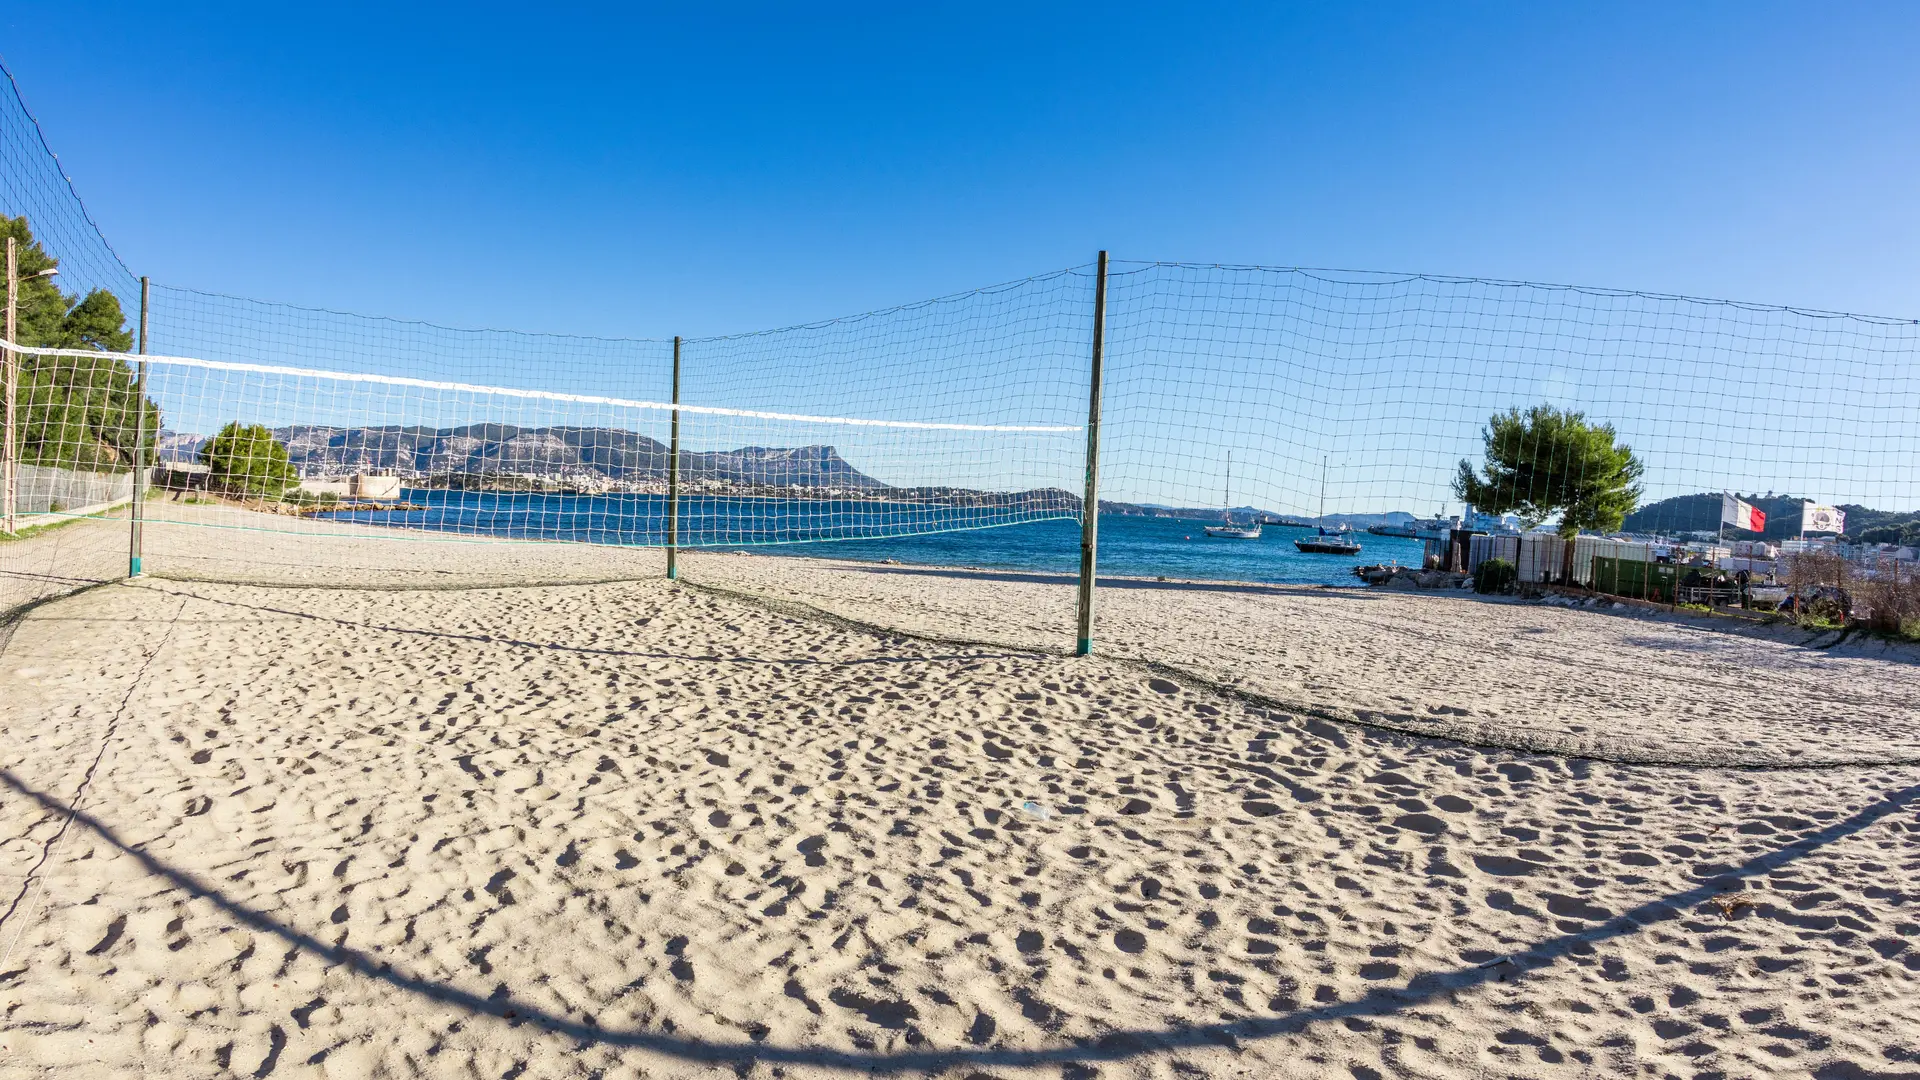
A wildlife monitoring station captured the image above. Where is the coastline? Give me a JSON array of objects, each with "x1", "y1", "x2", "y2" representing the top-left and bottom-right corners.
[{"x1": 14, "y1": 504, "x2": 1914, "y2": 769}]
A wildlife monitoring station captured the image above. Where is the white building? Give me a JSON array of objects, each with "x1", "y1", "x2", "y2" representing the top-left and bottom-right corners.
[{"x1": 297, "y1": 473, "x2": 403, "y2": 500}]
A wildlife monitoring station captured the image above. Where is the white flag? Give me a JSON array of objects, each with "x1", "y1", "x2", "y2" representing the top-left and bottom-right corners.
[{"x1": 1802, "y1": 503, "x2": 1846, "y2": 534}]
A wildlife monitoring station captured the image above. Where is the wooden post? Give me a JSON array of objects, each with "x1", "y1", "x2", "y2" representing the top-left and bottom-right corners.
[
  {"x1": 3, "y1": 236, "x2": 15, "y2": 536},
  {"x1": 1074, "y1": 251, "x2": 1108, "y2": 656},
  {"x1": 665, "y1": 335, "x2": 682, "y2": 580},
  {"x1": 129, "y1": 276, "x2": 150, "y2": 575}
]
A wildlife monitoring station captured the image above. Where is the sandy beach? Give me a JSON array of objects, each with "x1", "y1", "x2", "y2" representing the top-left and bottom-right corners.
[
  {"x1": 681, "y1": 550, "x2": 1920, "y2": 769},
  {"x1": 2, "y1": 519, "x2": 1918, "y2": 1078}
]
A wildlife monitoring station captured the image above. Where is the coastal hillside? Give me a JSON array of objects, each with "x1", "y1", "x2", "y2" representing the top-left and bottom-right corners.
[
  {"x1": 159, "y1": 424, "x2": 890, "y2": 489},
  {"x1": 1842, "y1": 505, "x2": 1920, "y2": 545},
  {"x1": 1623, "y1": 492, "x2": 1918, "y2": 542}
]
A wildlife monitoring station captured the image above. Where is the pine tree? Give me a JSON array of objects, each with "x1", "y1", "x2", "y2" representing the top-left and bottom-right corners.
[
  {"x1": 2, "y1": 215, "x2": 158, "y2": 470},
  {"x1": 1453, "y1": 404, "x2": 1644, "y2": 537},
  {"x1": 199, "y1": 422, "x2": 299, "y2": 497}
]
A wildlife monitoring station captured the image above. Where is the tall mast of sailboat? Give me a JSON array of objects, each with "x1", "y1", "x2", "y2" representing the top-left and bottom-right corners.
[
  {"x1": 1224, "y1": 452, "x2": 1232, "y2": 514},
  {"x1": 1319, "y1": 455, "x2": 1327, "y2": 524}
]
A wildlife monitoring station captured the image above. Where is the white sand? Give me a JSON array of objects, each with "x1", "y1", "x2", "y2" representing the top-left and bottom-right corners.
[
  {"x1": 136, "y1": 504, "x2": 670, "y2": 589},
  {"x1": 2, "y1": 519, "x2": 1918, "y2": 1078},
  {"x1": 0, "y1": 511, "x2": 133, "y2": 622},
  {"x1": 682, "y1": 552, "x2": 1920, "y2": 769}
]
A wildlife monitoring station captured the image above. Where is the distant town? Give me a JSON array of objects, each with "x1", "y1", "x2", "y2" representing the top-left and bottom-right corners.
[{"x1": 155, "y1": 424, "x2": 1919, "y2": 551}]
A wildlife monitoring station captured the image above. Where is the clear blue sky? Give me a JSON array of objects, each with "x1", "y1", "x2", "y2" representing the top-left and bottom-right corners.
[
  {"x1": 4, "y1": 5, "x2": 1917, "y2": 517},
  {"x1": 4, "y1": 3, "x2": 1919, "y2": 337}
]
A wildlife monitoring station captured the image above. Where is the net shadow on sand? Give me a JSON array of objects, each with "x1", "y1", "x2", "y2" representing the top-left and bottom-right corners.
[
  {"x1": 2, "y1": 765, "x2": 1911, "y2": 1074},
  {"x1": 678, "y1": 558, "x2": 1920, "y2": 771},
  {"x1": 125, "y1": 580, "x2": 1047, "y2": 669}
]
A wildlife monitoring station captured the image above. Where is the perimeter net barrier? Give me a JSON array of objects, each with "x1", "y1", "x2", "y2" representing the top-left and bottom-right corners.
[
  {"x1": 1101, "y1": 261, "x2": 1920, "y2": 532},
  {"x1": 1086, "y1": 262, "x2": 1920, "y2": 766},
  {"x1": 8, "y1": 60, "x2": 1920, "y2": 766},
  {"x1": 667, "y1": 275, "x2": 1091, "y2": 640},
  {"x1": 0, "y1": 63, "x2": 144, "y2": 622}
]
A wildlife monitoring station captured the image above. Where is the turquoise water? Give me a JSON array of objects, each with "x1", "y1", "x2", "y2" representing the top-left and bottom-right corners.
[
  {"x1": 749, "y1": 514, "x2": 1424, "y2": 587},
  {"x1": 320, "y1": 489, "x2": 1424, "y2": 587}
]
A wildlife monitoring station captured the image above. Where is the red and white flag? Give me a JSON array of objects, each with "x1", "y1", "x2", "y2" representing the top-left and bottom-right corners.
[{"x1": 1721, "y1": 493, "x2": 1766, "y2": 532}]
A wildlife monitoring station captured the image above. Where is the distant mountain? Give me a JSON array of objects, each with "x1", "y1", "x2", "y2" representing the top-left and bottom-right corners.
[
  {"x1": 1622, "y1": 492, "x2": 1918, "y2": 542},
  {"x1": 160, "y1": 425, "x2": 889, "y2": 490},
  {"x1": 1315, "y1": 512, "x2": 1418, "y2": 529},
  {"x1": 157, "y1": 430, "x2": 205, "y2": 463},
  {"x1": 1097, "y1": 501, "x2": 1415, "y2": 528},
  {"x1": 1099, "y1": 501, "x2": 1244, "y2": 521},
  {"x1": 684, "y1": 444, "x2": 890, "y2": 489}
]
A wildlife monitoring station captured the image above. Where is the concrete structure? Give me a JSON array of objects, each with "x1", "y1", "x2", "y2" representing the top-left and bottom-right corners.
[{"x1": 297, "y1": 473, "x2": 403, "y2": 500}]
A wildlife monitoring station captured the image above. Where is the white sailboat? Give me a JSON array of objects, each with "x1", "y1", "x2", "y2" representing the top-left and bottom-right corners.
[
  {"x1": 1294, "y1": 456, "x2": 1362, "y2": 555},
  {"x1": 1204, "y1": 453, "x2": 1263, "y2": 539}
]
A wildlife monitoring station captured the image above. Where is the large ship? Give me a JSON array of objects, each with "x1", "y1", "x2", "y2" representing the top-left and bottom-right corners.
[
  {"x1": 1367, "y1": 506, "x2": 1517, "y2": 539},
  {"x1": 1367, "y1": 515, "x2": 1456, "y2": 539}
]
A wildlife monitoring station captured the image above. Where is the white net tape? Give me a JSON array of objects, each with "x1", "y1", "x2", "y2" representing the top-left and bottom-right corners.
[{"x1": 2, "y1": 338, "x2": 1084, "y2": 551}]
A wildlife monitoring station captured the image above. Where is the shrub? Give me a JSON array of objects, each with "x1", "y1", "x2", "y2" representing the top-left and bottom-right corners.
[
  {"x1": 282, "y1": 488, "x2": 339, "y2": 508},
  {"x1": 1855, "y1": 563, "x2": 1920, "y2": 637},
  {"x1": 1474, "y1": 557, "x2": 1517, "y2": 595},
  {"x1": 1783, "y1": 551, "x2": 1850, "y2": 596},
  {"x1": 199, "y1": 422, "x2": 298, "y2": 498},
  {"x1": 1781, "y1": 550, "x2": 1845, "y2": 626}
]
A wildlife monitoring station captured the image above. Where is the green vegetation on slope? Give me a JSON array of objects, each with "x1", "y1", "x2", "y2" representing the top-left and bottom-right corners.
[{"x1": 1622, "y1": 494, "x2": 1919, "y2": 543}]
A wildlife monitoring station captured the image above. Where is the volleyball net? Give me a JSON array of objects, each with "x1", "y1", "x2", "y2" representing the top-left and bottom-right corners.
[
  {"x1": 144, "y1": 271, "x2": 1087, "y2": 528},
  {"x1": 2, "y1": 269, "x2": 1093, "y2": 596}
]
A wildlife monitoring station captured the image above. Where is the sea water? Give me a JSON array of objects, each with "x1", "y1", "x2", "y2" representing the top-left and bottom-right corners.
[{"x1": 318, "y1": 489, "x2": 1425, "y2": 587}]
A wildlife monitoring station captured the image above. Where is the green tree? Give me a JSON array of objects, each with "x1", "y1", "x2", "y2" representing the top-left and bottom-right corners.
[
  {"x1": 199, "y1": 422, "x2": 298, "y2": 497},
  {"x1": 1453, "y1": 404, "x2": 1644, "y2": 537},
  {"x1": 1, "y1": 215, "x2": 158, "y2": 470}
]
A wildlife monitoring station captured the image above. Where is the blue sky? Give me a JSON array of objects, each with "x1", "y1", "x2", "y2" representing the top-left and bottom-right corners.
[
  {"x1": 4, "y1": 4, "x2": 1918, "y2": 514},
  {"x1": 4, "y1": 3, "x2": 1919, "y2": 334}
]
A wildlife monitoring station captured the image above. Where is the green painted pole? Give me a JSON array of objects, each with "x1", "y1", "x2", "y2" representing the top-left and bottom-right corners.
[
  {"x1": 666, "y1": 335, "x2": 682, "y2": 580},
  {"x1": 3, "y1": 237, "x2": 15, "y2": 537},
  {"x1": 130, "y1": 276, "x2": 149, "y2": 576},
  {"x1": 1074, "y1": 251, "x2": 1108, "y2": 656}
]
